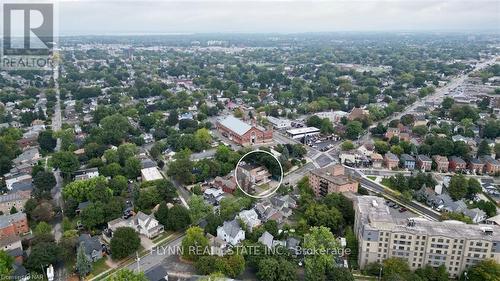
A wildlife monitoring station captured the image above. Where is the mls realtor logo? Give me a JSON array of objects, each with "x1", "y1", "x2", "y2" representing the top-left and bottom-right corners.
[{"x1": 2, "y1": 2, "x2": 55, "y2": 70}]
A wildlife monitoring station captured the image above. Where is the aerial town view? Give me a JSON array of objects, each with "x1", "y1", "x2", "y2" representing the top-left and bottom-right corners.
[{"x1": 0, "y1": 1, "x2": 499, "y2": 281}]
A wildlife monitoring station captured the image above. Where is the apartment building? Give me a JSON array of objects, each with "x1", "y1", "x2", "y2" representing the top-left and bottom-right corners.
[
  {"x1": 308, "y1": 164, "x2": 358, "y2": 197},
  {"x1": 354, "y1": 196, "x2": 500, "y2": 278}
]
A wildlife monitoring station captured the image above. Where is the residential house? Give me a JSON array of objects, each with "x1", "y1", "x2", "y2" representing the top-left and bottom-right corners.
[
  {"x1": 12, "y1": 147, "x2": 40, "y2": 166},
  {"x1": 203, "y1": 188, "x2": 225, "y2": 205},
  {"x1": 0, "y1": 191, "x2": 30, "y2": 214},
  {"x1": 370, "y1": 153, "x2": 383, "y2": 168},
  {"x1": 258, "y1": 231, "x2": 274, "y2": 250},
  {"x1": 74, "y1": 168, "x2": 99, "y2": 181},
  {"x1": 0, "y1": 213, "x2": 29, "y2": 238},
  {"x1": 385, "y1": 128, "x2": 400, "y2": 140},
  {"x1": 384, "y1": 152, "x2": 399, "y2": 170},
  {"x1": 348, "y1": 108, "x2": 368, "y2": 121},
  {"x1": 468, "y1": 158, "x2": 484, "y2": 175},
  {"x1": 217, "y1": 219, "x2": 245, "y2": 246},
  {"x1": 1, "y1": 235, "x2": 23, "y2": 264},
  {"x1": 206, "y1": 233, "x2": 227, "y2": 256},
  {"x1": 448, "y1": 156, "x2": 467, "y2": 172},
  {"x1": 103, "y1": 212, "x2": 164, "y2": 241},
  {"x1": 4, "y1": 174, "x2": 32, "y2": 191},
  {"x1": 482, "y1": 156, "x2": 500, "y2": 175},
  {"x1": 238, "y1": 209, "x2": 261, "y2": 232},
  {"x1": 135, "y1": 212, "x2": 164, "y2": 238},
  {"x1": 78, "y1": 234, "x2": 103, "y2": 262},
  {"x1": 213, "y1": 176, "x2": 237, "y2": 194},
  {"x1": 462, "y1": 208, "x2": 487, "y2": 224},
  {"x1": 433, "y1": 155, "x2": 449, "y2": 173},
  {"x1": 416, "y1": 155, "x2": 432, "y2": 171},
  {"x1": 400, "y1": 154, "x2": 416, "y2": 170}
]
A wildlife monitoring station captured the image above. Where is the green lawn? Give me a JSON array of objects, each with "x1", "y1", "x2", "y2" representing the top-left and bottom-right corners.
[
  {"x1": 88, "y1": 258, "x2": 110, "y2": 278},
  {"x1": 152, "y1": 231, "x2": 173, "y2": 244},
  {"x1": 367, "y1": 176, "x2": 377, "y2": 181},
  {"x1": 380, "y1": 178, "x2": 391, "y2": 187}
]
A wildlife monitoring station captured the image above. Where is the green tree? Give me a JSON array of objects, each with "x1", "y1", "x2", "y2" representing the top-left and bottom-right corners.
[
  {"x1": 448, "y1": 174, "x2": 468, "y2": 200},
  {"x1": 341, "y1": 141, "x2": 355, "y2": 151},
  {"x1": 477, "y1": 140, "x2": 492, "y2": 157},
  {"x1": 0, "y1": 250, "x2": 14, "y2": 277},
  {"x1": 188, "y1": 195, "x2": 213, "y2": 223},
  {"x1": 52, "y1": 151, "x2": 80, "y2": 178},
  {"x1": 303, "y1": 226, "x2": 340, "y2": 281},
  {"x1": 257, "y1": 257, "x2": 297, "y2": 281},
  {"x1": 165, "y1": 204, "x2": 191, "y2": 231},
  {"x1": 461, "y1": 259, "x2": 500, "y2": 281},
  {"x1": 80, "y1": 202, "x2": 105, "y2": 229},
  {"x1": 345, "y1": 121, "x2": 363, "y2": 140},
  {"x1": 100, "y1": 114, "x2": 131, "y2": 145},
  {"x1": 415, "y1": 265, "x2": 448, "y2": 281},
  {"x1": 25, "y1": 242, "x2": 61, "y2": 273},
  {"x1": 76, "y1": 244, "x2": 92, "y2": 279},
  {"x1": 33, "y1": 171, "x2": 56, "y2": 199},
  {"x1": 326, "y1": 267, "x2": 355, "y2": 281},
  {"x1": 110, "y1": 227, "x2": 141, "y2": 260},
  {"x1": 108, "y1": 269, "x2": 148, "y2": 281},
  {"x1": 38, "y1": 130, "x2": 57, "y2": 153},
  {"x1": 181, "y1": 226, "x2": 209, "y2": 261},
  {"x1": 124, "y1": 157, "x2": 141, "y2": 179},
  {"x1": 382, "y1": 257, "x2": 414, "y2": 280}
]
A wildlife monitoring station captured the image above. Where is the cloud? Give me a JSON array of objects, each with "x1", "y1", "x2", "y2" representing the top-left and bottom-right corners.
[{"x1": 56, "y1": 0, "x2": 500, "y2": 35}]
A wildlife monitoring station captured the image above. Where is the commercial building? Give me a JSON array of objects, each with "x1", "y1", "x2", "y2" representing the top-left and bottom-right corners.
[
  {"x1": 354, "y1": 196, "x2": 500, "y2": 278},
  {"x1": 286, "y1": 127, "x2": 320, "y2": 140},
  {"x1": 216, "y1": 116, "x2": 273, "y2": 146},
  {"x1": 140, "y1": 166, "x2": 163, "y2": 182},
  {"x1": 266, "y1": 116, "x2": 292, "y2": 129},
  {"x1": 308, "y1": 164, "x2": 358, "y2": 197}
]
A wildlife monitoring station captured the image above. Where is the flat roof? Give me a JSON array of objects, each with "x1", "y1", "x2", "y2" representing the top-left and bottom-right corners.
[
  {"x1": 141, "y1": 167, "x2": 163, "y2": 182},
  {"x1": 286, "y1": 127, "x2": 320, "y2": 135}
]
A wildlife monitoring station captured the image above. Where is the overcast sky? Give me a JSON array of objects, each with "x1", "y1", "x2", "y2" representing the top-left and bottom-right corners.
[{"x1": 56, "y1": 0, "x2": 499, "y2": 35}]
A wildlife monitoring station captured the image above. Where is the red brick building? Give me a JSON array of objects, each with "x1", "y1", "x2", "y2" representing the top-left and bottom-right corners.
[
  {"x1": 483, "y1": 156, "x2": 500, "y2": 175},
  {"x1": 309, "y1": 165, "x2": 358, "y2": 197},
  {"x1": 448, "y1": 156, "x2": 467, "y2": 172},
  {"x1": 0, "y1": 213, "x2": 29, "y2": 239},
  {"x1": 213, "y1": 176, "x2": 237, "y2": 194},
  {"x1": 433, "y1": 155, "x2": 449, "y2": 173},
  {"x1": 468, "y1": 158, "x2": 484, "y2": 175},
  {"x1": 416, "y1": 155, "x2": 432, "y2": 171},
  {"x1": 384, "y1": 152, "x2": 399, "y2": 170},
  {"x1": 216, "y1": 116, "x2": 273, "y2": 146}
]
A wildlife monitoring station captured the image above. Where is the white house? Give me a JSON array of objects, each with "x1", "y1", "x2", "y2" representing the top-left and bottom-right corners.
[
  {"x1": 217, "y1": 219, "x2": 245, "y2": 246},
  {"x1": 135, "y1": 212, "x2": 164, "y2": 238},
  {"x1": 238, "y1": 209, "x2": 261, "y2": 231}
]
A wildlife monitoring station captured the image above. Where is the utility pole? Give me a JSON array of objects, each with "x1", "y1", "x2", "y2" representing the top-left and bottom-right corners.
[{"x1": 136, "y1": 251, "x2": 141, "y2": 273}]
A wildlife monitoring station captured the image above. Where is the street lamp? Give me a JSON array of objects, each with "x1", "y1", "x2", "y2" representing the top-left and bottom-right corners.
[{"x1": 378, "y1": 266, "x2": 383, "y2": 281}]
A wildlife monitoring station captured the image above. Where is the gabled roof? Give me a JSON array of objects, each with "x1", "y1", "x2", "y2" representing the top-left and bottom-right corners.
[
  {"x1": 217, "y1": 116, "x2": 252, "y2": 136},
  {"x1": 78, "y1": 234, "x2": 101, "y2": 256},
  {"x1": 220, "y1": 219, "x2": 243, "y2": 238},
  {"x1": 258, "y1": 231, "x2": 274, "y2": 249}
]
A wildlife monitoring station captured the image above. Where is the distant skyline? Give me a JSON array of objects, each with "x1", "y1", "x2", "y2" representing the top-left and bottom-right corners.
[{"x1": 54, "y1": 0, "x2": 499, "y2": 35}]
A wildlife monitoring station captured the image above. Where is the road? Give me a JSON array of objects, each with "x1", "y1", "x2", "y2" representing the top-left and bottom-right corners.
[
  {"x1": 356, "y1": 56, "x2": 499, "y2": 145},
  {"x1": 126, "y1": 234, "x2": 185, "y2": 273},
  {"x1": 344, "y1": 166, "x2": 441, "y2": 221},
  {"x1": 50, "y1": 64, "x2": 67, "y2": 281}
]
